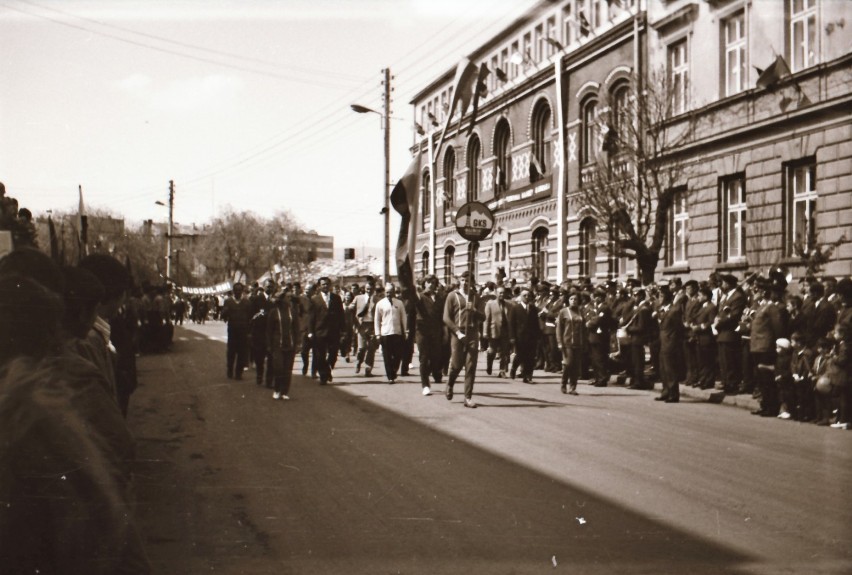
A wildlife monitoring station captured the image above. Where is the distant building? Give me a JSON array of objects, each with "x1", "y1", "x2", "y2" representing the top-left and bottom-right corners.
[
  {"x1": 295, "y1": 230, "x2": 334, "y2": 261},
  {"x1": 410, "y1": 0, "x2": 851, "y2": 285}
]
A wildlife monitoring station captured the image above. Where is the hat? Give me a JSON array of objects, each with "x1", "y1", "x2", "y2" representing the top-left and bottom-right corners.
[{"x1": 775, "y1": 337, "x2": 791, "y2": 350}]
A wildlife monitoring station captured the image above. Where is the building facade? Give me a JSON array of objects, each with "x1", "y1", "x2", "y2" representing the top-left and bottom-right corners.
[{"x1": 409, "y1": 0, "x2": 851, "y2": 286}]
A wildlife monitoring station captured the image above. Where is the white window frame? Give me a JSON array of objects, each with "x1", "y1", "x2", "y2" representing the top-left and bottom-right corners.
[
  {"x1": 670, "y1": 188, "x2": 689, "y2": 265},
  {"x1": 722, "y1": 176, "x2": 747, "y2": 262},
  {"x1": 787, "y1": 160, "x2": 817, "y2": 255},
  {"x1": 789, "y1": 0, "x2": 818, "y2": 72},
  {"x1": 723, "y1": 11, "x2": 747, "y2": 96},
  {"x1": 668, "y1": 38, "x2": 689, "y2": 115}
]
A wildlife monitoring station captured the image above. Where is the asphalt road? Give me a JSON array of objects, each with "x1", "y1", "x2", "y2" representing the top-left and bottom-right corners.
[{"x1": 128, "y1": 322, "x2": 852, "y2": 575}]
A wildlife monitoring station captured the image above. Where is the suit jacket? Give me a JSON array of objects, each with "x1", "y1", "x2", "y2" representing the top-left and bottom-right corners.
[
  {"x1": 414, "y1": 291, "x2": 444, "y2": 342},
  {"x1": 556, "y1": 306, "x2": 587, "y2": 349},
  {"x1": 750, "y1": 300, "x2": 786, "y2": 353},
  {"x1": 510, "y1": 302, "x2": 541, "y2": 343},
  {"x1": 658, "y1": 303, "x2": 686, "y2": 353},
  {"x1": 805, "y1": 299, "x2": 838, "y2": 346},
  {"x1": 484, "y1": 298, "x2": 512, "y2": 341},
  {"x1": 309, "y1": 291, "x2": 344, "y2": 339},
  {"x1": 266, "y1": 300, "x2": 300, "y2": 352},
  {"x1": 585, "y1": 301, "x2": 616, "y2": 344},
  {"x1": 715, "y1": 288, "x2": 746, "y2": 343},
  {"x1": 624, "y1": 301, "x2": 654, "y2": 345},
  {"x1": 691, "y1": 302, "x2": 718, "y2": 346}
]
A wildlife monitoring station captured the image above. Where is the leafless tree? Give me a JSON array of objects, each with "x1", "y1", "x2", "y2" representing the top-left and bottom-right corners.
[{"x1": 572, "y1": 69, "x2": 699, "y2": 284}]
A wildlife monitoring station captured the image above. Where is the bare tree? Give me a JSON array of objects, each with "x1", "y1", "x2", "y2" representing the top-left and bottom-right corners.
[{"x1": 572, "y1": 69, "x2": 699, "y2": 284}]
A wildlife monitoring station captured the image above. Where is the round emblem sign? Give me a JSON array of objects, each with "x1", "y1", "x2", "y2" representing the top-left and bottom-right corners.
[{"x1": 455, "y1": 201, "x2": 495, "y2": 242}]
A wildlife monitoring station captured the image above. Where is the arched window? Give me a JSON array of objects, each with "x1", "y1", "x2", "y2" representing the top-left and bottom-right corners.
[
  {"x1": 530, "y1": 101, "x2": 551, "y2": 182},
  {"x1": 421, "y1": 169, "x2": 431, "y2": 229},
  {"x1": 608, "y1": 82, "x2": 631, "y2": 154},
  {"x1": 579, "y1": 218, "x2": 597, "y2": 279},
  {"x1": 443, "y1": 147, "x2": 456, "y2": 226},
  {"x1": 494, "y1": 119, "x2": 511, "y2": 193},
  {"x1": 421, "y1": 250, "x2": 430, "y2": 278},
  {"x1": 443, "y1": 245, "x2": 455, "y2": 286},
  {"x1": 531, "y1": 227, "x2": 549, "y2": 281},
  {"x1": 467, "y1": 135, "x2": 481, "y2": 201},
  {"x1": 581, "y1": 97, "x2": 599, "y2": 165}
]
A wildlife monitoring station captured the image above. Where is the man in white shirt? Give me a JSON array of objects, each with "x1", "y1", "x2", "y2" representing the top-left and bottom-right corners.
[{"x1": 374, "y1": 282, "x2": 408, "y2": 383}]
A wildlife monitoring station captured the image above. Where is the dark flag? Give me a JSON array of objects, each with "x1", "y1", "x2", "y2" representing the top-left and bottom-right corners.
[
  {"x1": 579, "y1": 13, "x2": 592, "y2": 37},
  {"x1": 465, "y1": 64, "x2": 491, "y2": 136},
  {"x1": 390, "y1": 151, "x2": 422, "y2": 302},
  {"x1": 436, "y1": 57, "x2": 478, "y2": 157},
  {"x1": 756, "y1": 55, "x2": 791, "y2": 90},
  {"x1": 48, "y1": 215, "x2": 61, "y2": 264},
  {"x1": 495, "y1": 67, "x2": 508, "y2": 83}
]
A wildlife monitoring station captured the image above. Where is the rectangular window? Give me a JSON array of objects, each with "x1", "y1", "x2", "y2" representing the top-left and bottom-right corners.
[
  {"x1": 723, "y1": 11, "x2": 747, "y2": 96},
  {"x1": 789, "y1": 0, "x2": 818, "y2": 71},
  {"x1": 668, "y1": 187, "x2": 689, "y2": 265},
  {"x1": 668, "y1": 39, "x2": 689, "y2": 115},
  {"x1": 490, "y1": 55, "x2": 500, "y2": 91},
  {"x1": 786, "y1": 159, "x2": 817, "y2": 256},
  {"x1": 546, "y1": 16, "x2": 558, "y2": 55},
  {"x1": 721, "y1": 175, "x2": 747, "y2": 262},
  {"x1": 563, "y1": 3, "x2": 574, "y2": 46},
  {"x1": 591, "y1": 0, "x2": 606, "y2": 29},
  {"x1": 510, "y1": 41, "x2": 520, "y2": 78},
  {"x1": 534, "y1": 24, "x2": 543, "y2": 61},
  {"x1": 523, "y1": 32, "x2": 532, "y2": 67}
]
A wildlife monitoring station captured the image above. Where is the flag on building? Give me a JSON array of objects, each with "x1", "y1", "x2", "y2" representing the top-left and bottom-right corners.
[
  {"x1": 78, "y1": 184, "x2": 88, "y2": 259},
  {"x1": 466, "y1": 64, "x2": 491, "y2": 136},
  {"x1": 579, "y1": 13, "x2": 592, "y2": 37},
  {"x1": 756, "y1": 55, "x2": 791, "y2": 90},
  {"x1": 390, "y1": 151, "x2": 422, "y2": 302},
  {"x1": 436, "y1": 58, "x2": 478, "y2": 158}
]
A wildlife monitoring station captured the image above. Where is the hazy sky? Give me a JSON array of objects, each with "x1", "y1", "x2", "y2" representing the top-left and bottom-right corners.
[{"x1": 0, "y1": 0, "x2": 541, "y2": 253}]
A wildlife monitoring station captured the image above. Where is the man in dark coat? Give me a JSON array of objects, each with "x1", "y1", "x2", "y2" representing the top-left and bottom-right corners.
[
  {"x1": 655, "y1": 285, "x2": 686, "y2": 402},
  {"x1": 586, "y1": 288, "x2": 616, "y2": 386},
  {"x1": 308, "y1": 276, "x2": 344, "y2": 385},
  {"x1": 510, "y1": 287, "x2": 542, "y2": 383},
  {"x1": 414, "y1": 275, "x2": 445, "y2": 394},
  {"x1": 714, "y1": 273, "x2": 746, "y2": 393},
  {"x1": 624, "y1": 287, "x2": 655, "y2": 390},
  {"x1": 222, "y1": 282, "x2": 252, "y2": 380}
]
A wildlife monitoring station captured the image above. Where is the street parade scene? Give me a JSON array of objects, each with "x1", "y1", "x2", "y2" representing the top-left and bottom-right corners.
[{"x1": 2, "y1": 1, "x2": 851, "y2": 574}]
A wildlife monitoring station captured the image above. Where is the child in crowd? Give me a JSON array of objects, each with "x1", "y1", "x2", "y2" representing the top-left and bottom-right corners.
[
  {"x1": 789, "y1": 332, "x2": 814, "y2": 421},
  {"x1": 811, "y1": 337, "x2": 834, "y2": 426},
  {"x1": 774, "y1": 338, "x2": 794, "y2": 420}
]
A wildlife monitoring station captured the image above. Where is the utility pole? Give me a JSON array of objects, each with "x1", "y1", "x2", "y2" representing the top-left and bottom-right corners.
[
  {"x1": 166, "y1": 180, "x2": 174, "y2": 282},
  {"x1": 382, "y1": 67, "x2": 391, "y2": 285}
]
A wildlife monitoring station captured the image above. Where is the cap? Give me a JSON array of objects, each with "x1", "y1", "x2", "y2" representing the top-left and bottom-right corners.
[{"x1": 775, "y1": 337, "x2": 791, "y2": 350}]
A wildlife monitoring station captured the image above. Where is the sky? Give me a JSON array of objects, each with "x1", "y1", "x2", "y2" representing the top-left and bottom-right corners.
[{"x1": 0, "y1": 0, "x2": 542, "y2": 255}]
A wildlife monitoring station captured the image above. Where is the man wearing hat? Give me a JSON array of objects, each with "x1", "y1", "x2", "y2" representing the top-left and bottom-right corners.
[
  {"x1": 750, "y1": 277, "x2": 789, "y2": 416},
  {"x1": 585, "y1": 287, "x2": 616, "y2": 386},
  {"x1": 715, "y1": 273, "x2": 746, "y2": 393}
]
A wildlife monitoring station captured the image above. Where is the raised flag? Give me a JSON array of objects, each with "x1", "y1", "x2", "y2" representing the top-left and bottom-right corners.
[
  {"x1": 48, "y1": 215, "x2": 61, "y2": 264},
  {"x1": 495, "y1": 67, "x2": 508, "y2": 83},
  {"x1": 78, "y1": 184, "x2": 88, "y2": 258},
  {"x1": 436, "y1": 58, "x2": 478, "y2": 158},
  {"x1": 579, "y1": 13, "x2": 592, "y2": 37},
  {"x1": 465, "y1": 64, "x2": 491, "y2": 136},
  {"x1": 756, "y1": 55, "x2": 791, "y2": 90},
  {"x1": 390, "y1": 151, "x2": 422, "y2": 302},
  {"x1": 545, "y1": 37, "x2": 564, "y2": 52}
]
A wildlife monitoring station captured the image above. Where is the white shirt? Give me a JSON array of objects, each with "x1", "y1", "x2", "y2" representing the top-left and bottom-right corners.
[{"x1": 374, "y1": 296, "x2": 407, "y2": 336}]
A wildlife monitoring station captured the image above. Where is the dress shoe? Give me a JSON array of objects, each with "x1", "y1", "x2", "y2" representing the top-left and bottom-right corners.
[
  {"x1": 463, "y1": 398, "x2": 477, "y2": 408},
  {"x1": 561, "y1": 386, "x2": 567, "y2": 394},
  {"x1": 445, "y1": 387, "x2": 454, "y2": 400},
  {"x1": 523, "y1": 377, "x2": 532, "y2": 384},
  {"x1": 568, "y1": 389, "x2": 578, "y2": 396},
  {"x1": 355, "y1": 363, "x2": 361, "y2": 374},
  {"x1": 498, "y1": 371, "x2": 507, "y2": 378},
  {"x1": 510, "y1": 371, "x2": 517, "y2": 380},
  {"x1": 654, "y1": 396, "x2": 667, "y2": 401},
  {"x1": 272, "y1": 391, "x2": 281, "y2": 400},
  {"x1": 301, "y1": 366, "x2": 308, "y2": 375},
  {"x1": 365, "y1": 367, "x2": 373, "y2": 377},
  {"x1": 486, "y1": 366, "x2": 493, "y2": 375},
  {"x1": 388, "y1": 378, "x2": 395, "y2": 384},
  {"x1": 664, "y1": 397, "x2": 679, "y2": 403}
]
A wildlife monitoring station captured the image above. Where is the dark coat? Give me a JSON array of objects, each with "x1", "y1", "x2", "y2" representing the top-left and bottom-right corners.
[
  {"x1": 309, "y1": 292, "x2": 344, "y2": 339},
  {"x1": 715, "y1": 288, "x2": 746, "y2": 343}
]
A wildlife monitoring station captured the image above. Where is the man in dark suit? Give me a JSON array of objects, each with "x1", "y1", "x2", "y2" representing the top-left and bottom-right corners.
[
  {"x1": 655, "y1": 285, "x2": 685, "y2": 402},
  {"x1": 222, "y1": 282, "x2": 253, "y2": 380},
  {"x1": 586, "y1": 288, "x2": 616, "y2": 387},
  {"x1": 484, "y1": 285, "x2": 513, "y2": 378},
  {"x1": 624, "y1": 288, "x2": 654, "y2": 390},
  {"x1": 510, "y1": 288, "x2": 542, "y2": 382},
  {"x1": 414, "y1": 275, "x2": 445, "y2": 394},
  {"x1": 714, "y1": 273, "x2": 746, "y2": 393},
  {"x1": 803, "y1": 281, "x2": 838, "y2": 347},
  {"x1": 308, "y1": 276, "x2": 344, "y2": 385}
]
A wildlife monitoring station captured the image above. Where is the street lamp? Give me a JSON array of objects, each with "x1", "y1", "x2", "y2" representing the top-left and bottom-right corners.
[
  {"x1": 350, "y1": 68, "x2": 391, "y2": 284},
  {"x1": 155, "y1": 180, "x2": 175, "y2": 282}
]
